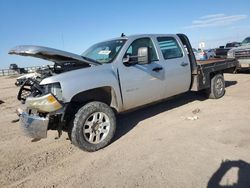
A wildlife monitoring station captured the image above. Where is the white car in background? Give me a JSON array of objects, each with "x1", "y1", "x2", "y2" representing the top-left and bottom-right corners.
[{"x1": 193, "y1": 48, "x2": 215, "y2": 60}]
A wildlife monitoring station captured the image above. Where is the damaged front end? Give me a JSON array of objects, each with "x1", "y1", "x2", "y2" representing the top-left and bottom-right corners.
[
  {"x1": 9, "y1": 45, "x2": 99, "y2": 140},
  {"x1": 17, "y1": 79, "x2": 65, "y2": 139}
]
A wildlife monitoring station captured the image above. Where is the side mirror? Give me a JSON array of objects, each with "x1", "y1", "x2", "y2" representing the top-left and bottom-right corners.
[
  {"x1": 137, "y1": 47, "x2": 150, "y2": 65},
  {"x1": 122, "y1": 47, "x2": 151, "y2": 65},
  {"x1": 122, "y1": 56, "x2": 130, "y2": 64}
]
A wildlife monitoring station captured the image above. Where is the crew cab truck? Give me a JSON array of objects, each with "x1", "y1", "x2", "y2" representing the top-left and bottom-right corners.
[{"x1": 9, "y1": 34, "x2": 238, "y2": 152}]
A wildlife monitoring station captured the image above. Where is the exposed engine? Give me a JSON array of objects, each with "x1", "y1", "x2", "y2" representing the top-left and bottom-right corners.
[{"x1": 17, "y1": 62, "x2": 89, "y2": 102}]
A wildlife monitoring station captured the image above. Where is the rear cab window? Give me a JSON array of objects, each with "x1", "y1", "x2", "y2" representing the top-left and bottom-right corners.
[{"x1": 157, "y1": 37, "x2": 183, "y2": 60}]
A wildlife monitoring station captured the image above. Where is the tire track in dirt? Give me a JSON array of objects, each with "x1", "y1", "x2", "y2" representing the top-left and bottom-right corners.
[
  {"x1": 1, "y1": 74, "x2": 250, "y2": 188},
  {"x1": 0, "y1": 142, "x2": 77, "y2": 187}
]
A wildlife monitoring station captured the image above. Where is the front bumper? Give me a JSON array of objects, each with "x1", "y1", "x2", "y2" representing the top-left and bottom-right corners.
[
  {"x1": 20, "y1": 111, "x2": 49, "y2": 139},
  {"x1": 238, "y1": 59, "x2": 250, "y2": 68}
]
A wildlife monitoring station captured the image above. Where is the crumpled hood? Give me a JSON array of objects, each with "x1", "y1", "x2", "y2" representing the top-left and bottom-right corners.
[{"x1": 9, "y1": 45, "x2": 100, "y2": 66}]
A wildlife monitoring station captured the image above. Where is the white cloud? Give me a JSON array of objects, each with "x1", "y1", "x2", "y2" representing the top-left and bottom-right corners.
[
  {"x1": 185, "y1": 14, "x2": 248, "y2": 29},
  {"x1": 200, "y1": 13, "x2": 225, "y2": 19}
]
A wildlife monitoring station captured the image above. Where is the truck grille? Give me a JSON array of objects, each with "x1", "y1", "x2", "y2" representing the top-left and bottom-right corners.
[{"x1": 235, "y1": 50, "x2": 250, "y2": 59}]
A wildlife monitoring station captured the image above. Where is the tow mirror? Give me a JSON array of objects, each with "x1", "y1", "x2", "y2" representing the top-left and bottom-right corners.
[
  {"x1": 137, "y1": 47, "x2": 150, "y2": 65},
  {"x1": 122, "y1": 47, "x2": 151, "y2": 65}
]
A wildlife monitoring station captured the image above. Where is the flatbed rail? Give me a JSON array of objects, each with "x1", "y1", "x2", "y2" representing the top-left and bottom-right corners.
[{"x1": 191, "y1": 58, "x2": 238, "y2": 91}]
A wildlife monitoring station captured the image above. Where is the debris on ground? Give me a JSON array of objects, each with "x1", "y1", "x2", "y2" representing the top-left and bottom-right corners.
[
  {"x1": 192, "y1": 108, "x2": 201, "y2": 114},
  {"x1": 186, "y1": 116, "x2": 199, "y2": 121}
]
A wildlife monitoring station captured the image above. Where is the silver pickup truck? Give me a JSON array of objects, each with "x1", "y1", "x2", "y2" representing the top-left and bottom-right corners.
[
  {"x1": 227, "y1": 36, "x2": 250, "y2": 70},
  {"x1": 9, "y1": 34, "x2": 237, "y2": 151}
]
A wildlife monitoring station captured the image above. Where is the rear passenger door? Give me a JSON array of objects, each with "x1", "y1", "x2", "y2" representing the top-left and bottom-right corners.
[{"x1": 156, "y1": 36, "x2": 191, "y2": 97}]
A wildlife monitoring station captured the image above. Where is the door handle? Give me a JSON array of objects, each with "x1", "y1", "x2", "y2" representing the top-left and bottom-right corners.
[
  {"x1": 181, "y1": 62, "x2": 189, "y2": 67},
  {"x1": 152, "y1": 67, "x2": 163, "y2": 72}
]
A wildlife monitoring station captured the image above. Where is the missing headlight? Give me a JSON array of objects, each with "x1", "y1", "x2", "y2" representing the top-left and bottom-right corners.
[{"x1": 42, "y1": 82, "x2": 63, "y2": 101}]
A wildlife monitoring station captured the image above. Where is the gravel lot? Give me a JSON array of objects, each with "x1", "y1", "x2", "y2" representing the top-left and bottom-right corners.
[{"x1": 0, "y1": 73, "x2": 249, "y2": 188}]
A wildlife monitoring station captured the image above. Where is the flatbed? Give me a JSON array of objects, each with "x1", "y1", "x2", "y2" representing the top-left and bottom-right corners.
[
  {"x1": 197, "y1": 58, "x2": 229, "y2": 65},
  {"x1": 177, "y1": 34, "x2": 238, "y2": 91},
  {"x1": 192, "y1": 58, "x2": 238, "y2": 91}
]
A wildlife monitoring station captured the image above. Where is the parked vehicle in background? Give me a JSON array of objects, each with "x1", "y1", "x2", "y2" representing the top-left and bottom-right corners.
[
  {"x1": 204, "y1": 49, "x2": 215, "y2": 59},
  {"x1": 192, "y1": 48, "x2": 200, "y2": 60},
  {"x1": 193, "y1": 49, "x2": 214, "y2": 60},
  {"x1": 227, "y1": 42, "x2": 241, "y2": 48},
  {"x1": 9, "y1": 34, "x2": 237, "y2": 152},
  {"x1": 227, "y1": 37, "x2": 250, "y2": 70},
  {"x1": 215, "y1": 42, "x2": 240, "y2": 58},
  {"x1": 241, "y1": 37, "x2": 250, "y2": 46},
  {"x1": 193, "y1": 48, "x2": 214, "y2": 61},
  {"x1": 9, "y1": 63, "x2": 27, "y2": 74},
  {"x1": 9, "y1": 63, "x2": 18, "y2": 70},
  {"x1": 197, "y1": 49, "x2": 207, "y2": 60}
]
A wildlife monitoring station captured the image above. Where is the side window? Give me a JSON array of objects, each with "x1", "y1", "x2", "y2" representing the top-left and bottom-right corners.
[
  {"x1": 157, "y1": 37, "x2": 183, "y2": 60},
  {"x1": 124, "y1": 38, "x2": 158, "y2": 61}
]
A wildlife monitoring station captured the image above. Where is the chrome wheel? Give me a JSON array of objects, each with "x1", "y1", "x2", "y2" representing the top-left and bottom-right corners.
[
  {"x1": 215, "y1": 78, "x2": 224, "y2": 95},
  {"x1": 83, "y1": 112, "x2": 110, "y2": 144}
]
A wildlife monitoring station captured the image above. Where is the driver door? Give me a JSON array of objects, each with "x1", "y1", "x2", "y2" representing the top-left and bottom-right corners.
[{"x1": 118, "y1": 37, "x2": 167, "y2": 110}]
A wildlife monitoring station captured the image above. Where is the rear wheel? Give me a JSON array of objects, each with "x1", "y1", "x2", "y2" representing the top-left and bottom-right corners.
[
  {"x1": 207, "y1": 74, "x2": 225, "y2": 99},
  {"x1": 70, "y1": 101, "x2": 116, "y2": 152}
]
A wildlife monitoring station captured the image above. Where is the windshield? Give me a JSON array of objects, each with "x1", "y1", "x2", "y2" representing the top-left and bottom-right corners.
[
  {"x1": 241, "y1": 37, "x2": 250, "y2": 45},
  {"x1": 82, "y1": 39, "x2": 127, "y2": 64}
]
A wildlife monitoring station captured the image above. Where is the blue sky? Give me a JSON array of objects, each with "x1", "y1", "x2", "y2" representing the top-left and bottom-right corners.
[{"x1": 0, "y1": 0, "x2": 250, "y2": 68}]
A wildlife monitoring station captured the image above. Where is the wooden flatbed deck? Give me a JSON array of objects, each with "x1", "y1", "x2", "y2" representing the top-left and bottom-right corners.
[{"x1": 197, "y1": 58, "x2": 228, "y2": 65}]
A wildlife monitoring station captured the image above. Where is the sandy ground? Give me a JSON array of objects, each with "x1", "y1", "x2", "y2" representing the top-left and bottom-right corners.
[{"x1": 0, "y1": 73, "x2": 250, "y2": 188}]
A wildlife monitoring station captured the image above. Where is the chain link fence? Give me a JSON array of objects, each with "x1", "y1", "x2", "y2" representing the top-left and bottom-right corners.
[{"x1": 0, "y1": 66, "x2": 42, "y2": 76}]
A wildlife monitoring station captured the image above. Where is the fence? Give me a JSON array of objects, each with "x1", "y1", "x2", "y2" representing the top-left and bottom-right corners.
[{"x1": 0, "y1": 66, "x2": 42, "y2": 76}]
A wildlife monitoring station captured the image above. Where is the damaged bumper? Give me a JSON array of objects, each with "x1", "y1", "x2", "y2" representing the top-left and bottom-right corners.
[
  {"x1": 19, "y1": 110, "x2": 49, "y2": 139},
  {"x1": 18, "y1": 93, "x2": 64, "y2": 139}
]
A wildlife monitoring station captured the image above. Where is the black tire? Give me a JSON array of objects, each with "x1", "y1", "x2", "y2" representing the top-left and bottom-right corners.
[
  {"x1": 207, "y1": 74, "x2": 225, "y2": 99},
  {"x1": 71, "y1": 101, "x2": 116, "y2": 152}
]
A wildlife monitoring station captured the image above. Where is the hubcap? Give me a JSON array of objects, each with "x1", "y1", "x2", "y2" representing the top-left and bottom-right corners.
[
  {"x1": 215, "y1": 78, "x2": 224, "y2": 95},
  {"x1": 83, "y1": 112, "x2": 110, "y2": 144}
]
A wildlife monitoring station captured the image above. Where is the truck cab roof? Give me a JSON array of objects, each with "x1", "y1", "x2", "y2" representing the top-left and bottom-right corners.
[{"x1": 102, "y1": 34, "x2": 178, "y2": 42}]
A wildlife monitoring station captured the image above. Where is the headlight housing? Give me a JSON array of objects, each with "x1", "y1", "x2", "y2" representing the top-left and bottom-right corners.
[
  {"x1": 42, "y1": 82, "x2": 63, "y2": 101},
  {"x1": 25, "y1": 93, "x2": 62, "y2": 112},
  {"x1": 227, "y1": 50, "x2": 234, "y2": 59}
]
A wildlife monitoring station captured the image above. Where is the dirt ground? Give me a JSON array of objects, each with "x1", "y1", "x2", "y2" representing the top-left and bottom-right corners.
[{"x1": 0, "y1": 73, "x2": 250, "y2": 188}]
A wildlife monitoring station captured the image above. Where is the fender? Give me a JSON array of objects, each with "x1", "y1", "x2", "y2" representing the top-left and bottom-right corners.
[{"x1": 40, "y1": 63, "x2": 123, "y2": 112}]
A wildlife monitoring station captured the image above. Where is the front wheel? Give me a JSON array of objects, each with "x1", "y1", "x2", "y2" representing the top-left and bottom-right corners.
[
  {"x1": 70, "y1": 101, "x2": 116, "y2": 152},
  {"x1": 207, "y1": 74, "x2": 225, "y2": 99}
]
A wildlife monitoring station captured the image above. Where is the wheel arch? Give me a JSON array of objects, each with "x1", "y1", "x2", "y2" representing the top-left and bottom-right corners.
[
  {"x1": 209, "y1": 71, "x2": 223, "y2": 80},
  {"x1": 63, "y1": 86, "x2": 119, "y2": 125}
]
